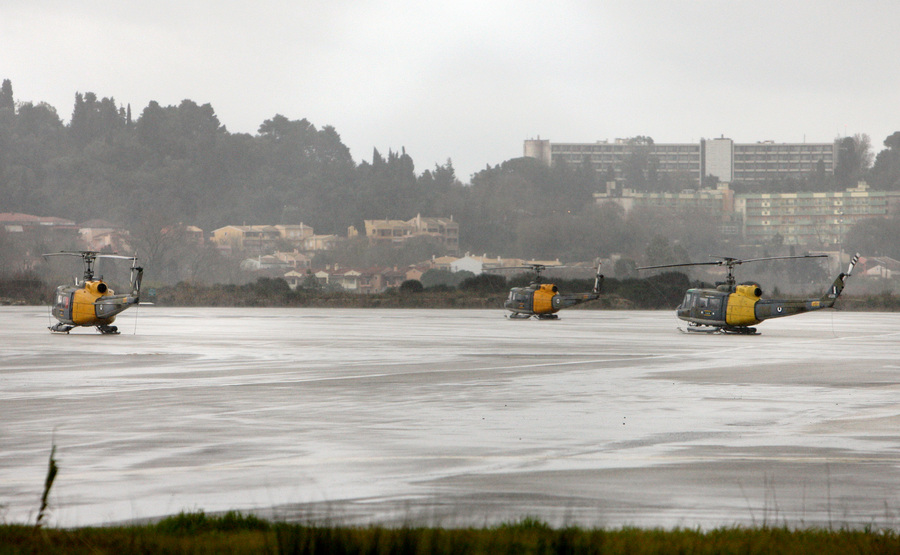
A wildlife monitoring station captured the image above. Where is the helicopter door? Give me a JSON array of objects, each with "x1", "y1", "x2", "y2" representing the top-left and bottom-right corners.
[
  {"x1": 691, "y1": 295, "x2": 723, "y2": 321},
  {"x1": 690, "y1": 295, "x2": 707, "y2": 320},
  {"x1": 53, "y1": 289, "x2": 74, "y2": 323},
  {"x1": 705, "y1": 296, "x2": 723, "y2": 321}
]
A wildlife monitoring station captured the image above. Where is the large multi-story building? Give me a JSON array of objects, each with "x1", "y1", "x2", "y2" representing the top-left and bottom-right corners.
[
  {"x1": 527, "y1": 138, "x2": 703, "y2": 185},
  {"x1": 594, "y1": 180, "x2": 900, "y2": 246},
  {"x1": 525, "y1": 136, "x2": 838, "y2": 186},
  {"x1": 737, "y1": 182, "x2": 900, "y2": 246},
  {"x1": 594, "y1": 183, "x2": 741, "y2": 236},
  {"x1": 594, "y1": 182, "x2": 735, "y2": 213}
]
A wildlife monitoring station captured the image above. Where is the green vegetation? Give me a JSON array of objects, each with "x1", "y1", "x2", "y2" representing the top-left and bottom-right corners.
[
  {"x1": 4, "y1": 271, "x2": 898, "y2": 310},
  {"x1": 0, "y1": 272, "x2": 47, "y2": 305},
  {"x1": 4, "y1": 78, "x2": 900, "y2": 283},
  {"x1": 0, "y1": 272, "x2": 696, "y2": 310},
  {"x1": 3, "y1": 512, "x2": 900, "y2": 554}
]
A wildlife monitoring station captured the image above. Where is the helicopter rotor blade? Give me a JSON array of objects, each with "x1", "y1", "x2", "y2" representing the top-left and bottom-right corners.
[
  {"x1": 636, "y1": 261, "x2": 721, "y2": 271},
  {"x1": 724, "y1": 254, "x2": 828, "y2": 265},
  {"x1": 638, "y1": 253, "x2": 828, "y2": 271},
  {"x1": 42, "y1": 251, "x2": 137, "y2": 261}
]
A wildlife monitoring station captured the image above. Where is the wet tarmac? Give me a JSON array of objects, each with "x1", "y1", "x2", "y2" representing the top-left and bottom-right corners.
[{"x1": 2, "y1": 306, "x2": 900, "y2": 529}]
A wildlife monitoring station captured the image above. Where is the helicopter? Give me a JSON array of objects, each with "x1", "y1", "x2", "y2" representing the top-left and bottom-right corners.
[
  {"x1": 636, "y1": 253, "x2": 859, "y2": 334},
  {"x1": 503, "y1": 263, "x2": 604, "y2": 319},
  {"x1": 43, "y1": 251, "x2": 144, "y2": 334}
]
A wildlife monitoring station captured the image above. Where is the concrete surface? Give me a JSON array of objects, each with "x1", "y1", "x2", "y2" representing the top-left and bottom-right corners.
[{"x1": 2, "y1": 306, "x2": 899, "y2": 529}]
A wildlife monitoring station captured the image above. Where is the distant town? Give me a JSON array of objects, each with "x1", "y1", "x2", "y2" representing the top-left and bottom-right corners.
[{"x1": 2, "y1": 78, "x2": 899, "y2": 293}]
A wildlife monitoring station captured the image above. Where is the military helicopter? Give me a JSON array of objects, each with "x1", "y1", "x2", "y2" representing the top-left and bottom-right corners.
[
  {"x1": 636, "y1": 253, "x2": 858, "y2": 334},
  {"x1": 504, "y1": 263, "x2": 604, "y2": 319},
  {"x1": 43, "y1": 251, "x2": 144, "y2": 334}
]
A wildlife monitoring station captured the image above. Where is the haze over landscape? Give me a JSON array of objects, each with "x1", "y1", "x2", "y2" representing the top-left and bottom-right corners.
[{"x1": 2, "y1": 1, "x2": 899, "y2": 179}]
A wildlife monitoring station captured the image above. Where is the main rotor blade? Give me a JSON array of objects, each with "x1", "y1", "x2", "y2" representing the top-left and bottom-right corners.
[
  {"x1": 42, "y1": 251, "x2": 94, "y2": 258},
  {"x1": 95, "y1": 254, "x2": 138, "y2": 261},
  {"x1": 636, "y1": 261, "x2": 721, "y2": 270},
  {"x1": 42, "y1": 251, "x2": 136, "y2": 261},
  {"x1": 637, "y1": 253, "x2": 828, "y2": 271},
  {"x1": 728, "y1": 254, "x2": 828, "y2": 265}
]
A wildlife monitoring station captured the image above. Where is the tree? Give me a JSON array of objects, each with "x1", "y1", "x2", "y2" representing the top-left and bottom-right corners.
[
  {"x1": 834, "y1": 134, "x2": 872, "y2": 188},
  {"x1": 458, "y1": 273, "x2": 506, "y2": 293},
  {"x1": 621, "y1": 137, "x2": 655, "y2": 191},
  {"x1": 844, "y1": 216, "x2": 900, "y2": 259},
  {"x1": 0, "y1": 79, "x2": 13, "y2": 112},
  {"x1": 398, "y1": 279, "x2": 424, "y2": 293},
  {"x1": 869, "y1": 132, "x2": 900, "y2": 191}
]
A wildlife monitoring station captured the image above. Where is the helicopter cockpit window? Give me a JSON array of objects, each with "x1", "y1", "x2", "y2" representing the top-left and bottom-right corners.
[
  {"x1": 682, "y1": 292, "x2": 693, "y2": 307},
  {"x1": 697, "y1": 296, "x2": 709, "y2": 308}
]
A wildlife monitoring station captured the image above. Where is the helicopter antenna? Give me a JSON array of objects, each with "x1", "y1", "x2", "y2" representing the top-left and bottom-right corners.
[{"x1": 637, "y1": 254, "x2": 829, "y2": 288}]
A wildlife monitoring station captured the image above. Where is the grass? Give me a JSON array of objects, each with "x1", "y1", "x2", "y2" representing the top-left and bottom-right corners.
[
  {"x1": 3, "y1": 512, "x2": 900, "y2": 554},
  {"x1": 6, "y1": 451, "x2": 900, "y2": 553}
]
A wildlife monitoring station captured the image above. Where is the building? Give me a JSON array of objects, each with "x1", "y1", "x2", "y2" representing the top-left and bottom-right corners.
[
  {"x1": 364, "y1": 219, "x2": 415, "y2": 245},
  {"x1": 240, "y1": 254, "x2": 292, "y2": 272},
  {"x1": 1, "y1": 213, "x2": 79, "y2": 238},
  {"x1": 861, "y1": 256, "x2": 900, "y2": 279},
  {"x1": 594, "y1": 183, "x2": 740, "y2": 236},
  {"x1": 525, "y1": 137, "x2": 838, "y2": 187},
  {"x1": 409, "y1": 214, "x2": 459, "y2": 252},
  {"x1": 274, "y1": 224, "x2": 314, "y2": 243},
  {"x1": 728, "y1": 139, "x2": 837, "y2": 184},
  {"x1": 736, "y1": 182, "x2": 899, "y2": 246},
  {"x1": 211, "y1": 225, "x2": 282, "y2": 253},
  {"x1": 284, "y1": 270, "x2": 312, "y2": 290},
  {"x1": 364, "y1": 214, "x2": 459, "y2": 252},
  {"x1": 273, "y1": 250, "x2": 311, "y2": 270},
  {"x1": 595, "y1": 182, "x2": 735, "y2": 213},
  {"x1": 212, "y1": 223, "x2": 315, "y2": 253},
  {"x1": 303, "y1": 234, "x2": 338, "y2": 252},
  {"x1": 450, "y1": 255, "x2": 483, "y2": 274}
]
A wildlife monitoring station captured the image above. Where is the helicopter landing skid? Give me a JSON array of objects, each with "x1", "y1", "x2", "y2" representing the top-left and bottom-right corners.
[
  {"x1": 49, "y1": 323, "x2": 74, "y2": 334},
  {"x1": 506, "y1": 313, "x2": 532, "y2": 320},
  {"x1": 679, "y1": 324, "x2": 760, "y2": 335},
  {"x1": 721, "y1": 326, "x2": 759, "y2": 335},
  {"x1": 97, "y1": 324, "x2": 120, "y2": 334},
  {"x1": 679, "y1": 325, "x2": 718, "y2": 334}
]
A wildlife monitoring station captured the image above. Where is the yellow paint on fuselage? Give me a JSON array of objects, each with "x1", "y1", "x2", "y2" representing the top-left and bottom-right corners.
[
  {"x1": 724, "y1": 284, "x2": 761, "y2": 326},
  {"x1": 71, "y1": 281, "x2": 115, "y2": 326},
  {"x1": 532, "y1": 284, "x2": 557, "y2": 315}
]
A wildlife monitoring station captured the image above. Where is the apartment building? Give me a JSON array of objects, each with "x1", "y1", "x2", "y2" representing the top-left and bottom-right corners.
[
  {"x1": 737, "y1": 182, "x2": 900, "y2": 246},
  {"x1": 528, "y1": 139, "x2": 703, "y2": 185},
  {"x1": 526, "y1": 136, "x2": 838, "y2": 186}
]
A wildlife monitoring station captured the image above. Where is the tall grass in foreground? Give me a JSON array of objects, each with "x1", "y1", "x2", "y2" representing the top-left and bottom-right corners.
[{"x1": 3, "y1": 511, "x2": 900, "y2": 554}]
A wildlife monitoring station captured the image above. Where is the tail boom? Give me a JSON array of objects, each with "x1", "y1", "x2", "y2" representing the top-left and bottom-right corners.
[{"x1": 755, "y1": 253, "x2": 859, "y2": 321}]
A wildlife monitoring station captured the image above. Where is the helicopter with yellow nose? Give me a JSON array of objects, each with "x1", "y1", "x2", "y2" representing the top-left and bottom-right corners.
[
  {"x1": 504, "y1": 263, "x2": 604, "y2": 319},
  {"x1": 637, "y1": 253, "x2": 858, "y2": 334},
  {"x1": 43, "y1": 251, "x2": 143, "y2": 334}
]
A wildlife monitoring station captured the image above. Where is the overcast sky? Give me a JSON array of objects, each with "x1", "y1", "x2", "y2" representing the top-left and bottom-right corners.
[{"x1": 2, "y1": 1, "x2": 898, "y2": 181}]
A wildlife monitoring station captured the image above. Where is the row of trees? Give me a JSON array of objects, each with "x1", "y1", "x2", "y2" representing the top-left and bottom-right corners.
[{"x1": 3, "y1": 78, "x2": 900, "y2": 285}]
